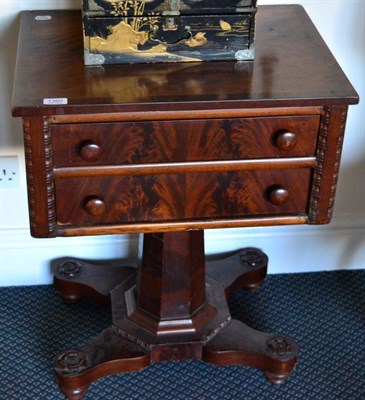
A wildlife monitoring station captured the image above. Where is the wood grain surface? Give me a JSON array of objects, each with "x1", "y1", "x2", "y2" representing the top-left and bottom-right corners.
[
  {"x1": 12, "y1": 6, "x2": 358, "y2": 117},
  {"x1": 52, "y1": 116, "x2": 320, "y2": 167},
  {"x1": 55, "y1": 168, "x2": 312, "y2": 226}
]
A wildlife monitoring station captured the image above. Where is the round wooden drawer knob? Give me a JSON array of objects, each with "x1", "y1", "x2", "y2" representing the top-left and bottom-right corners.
[
  {"x1": 84, "y1": 197, "x2": 106, "y2": 216},
  {"x1": 274, "y1": 131, "x2": 297, "y2": 151},
  {"x1": 79, "y1": 141, "x2": 103, "y2": 162},
  {"x1": 268, "y1": 186, "x2": 290, "y2": 206}
]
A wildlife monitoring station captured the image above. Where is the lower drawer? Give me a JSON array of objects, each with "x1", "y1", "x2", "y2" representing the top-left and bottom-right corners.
[{"x1": 55, "y1": 169, "x2": 312, "y2": 227}]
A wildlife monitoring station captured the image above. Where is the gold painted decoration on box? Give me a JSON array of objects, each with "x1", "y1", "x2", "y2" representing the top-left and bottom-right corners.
[{"x1": 82, "y1": 0, "x2": 257, "y2": 64}]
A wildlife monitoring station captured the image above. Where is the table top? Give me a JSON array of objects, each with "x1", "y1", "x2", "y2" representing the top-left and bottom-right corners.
[{"x1": 12, "y1": 5, "x2": 358, "y2": 117}]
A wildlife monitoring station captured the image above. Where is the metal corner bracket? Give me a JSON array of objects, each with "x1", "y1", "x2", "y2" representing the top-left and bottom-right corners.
[
  {"x1": 235, "y1": 46, "x2": 255, "y2": 61},
  {"x1": 84, "y1": 49, "x2": 105, "y2": 65}
]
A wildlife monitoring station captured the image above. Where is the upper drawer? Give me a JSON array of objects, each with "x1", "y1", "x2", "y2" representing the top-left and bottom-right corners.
[{"x1": 52, "y1": 116, "x2": 320, "y2": 167}]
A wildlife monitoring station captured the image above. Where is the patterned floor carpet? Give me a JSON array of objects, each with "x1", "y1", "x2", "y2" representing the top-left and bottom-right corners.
[{"x1": 1, "y1": 270, "x2": 364, "y2": 400}]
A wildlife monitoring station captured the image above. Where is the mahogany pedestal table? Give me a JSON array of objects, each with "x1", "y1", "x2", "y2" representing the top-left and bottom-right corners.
[{"x1": 11, "y1": 5, "x2": 358, "y2": 400}]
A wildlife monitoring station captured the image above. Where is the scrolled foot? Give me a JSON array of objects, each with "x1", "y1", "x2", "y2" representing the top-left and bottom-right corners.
[
  {"x1": 52, "y1": 257, "x2": 136, "y2": 306},
  {"x1": 264, "y1": 335, "x2": 297, "y2": 383},
  {"x1": 54, "y1": 327, "x2": 150, "y2": 399},
  {"x1": 54, "y1": 350, "x2": 91, "y2": 399},
  {"x1": 203, "y1": 320, "x2": 298, "y2": 383},
  {"x1": 238, "y1": 248, "x2": 268, "y2": 291},
  {"x1": 206, "y1": 248, "x2": 268, "y2": 299}
]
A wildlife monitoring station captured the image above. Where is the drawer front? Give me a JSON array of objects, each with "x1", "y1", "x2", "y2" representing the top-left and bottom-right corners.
[
  {"x1": 52, "y1": 116, "x2": 320, "y2": 167},
  {"x1": 55, "y1": 168, "x2": 312, "y2": 227}
]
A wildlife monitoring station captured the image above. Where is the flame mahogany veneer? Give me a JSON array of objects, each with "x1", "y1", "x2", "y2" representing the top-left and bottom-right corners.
[{"x1": 12, "y1": 5, "x2": 358, "y2": 400}]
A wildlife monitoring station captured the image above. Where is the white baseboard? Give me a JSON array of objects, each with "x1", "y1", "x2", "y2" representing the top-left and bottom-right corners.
[
  {"x1": 1, "y1": 217, "x2": 364, "y2": 286},
  {"x1": 0, "y1": 230, "x2": 139, "y2": 287}
]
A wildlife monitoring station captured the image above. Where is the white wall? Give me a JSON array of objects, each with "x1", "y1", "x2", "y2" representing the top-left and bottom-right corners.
[{"x1": 0, "y1": 0, "x2": 364, "y2": 286}]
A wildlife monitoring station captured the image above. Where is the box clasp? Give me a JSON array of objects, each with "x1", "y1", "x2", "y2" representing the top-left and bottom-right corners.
[{"x1": 163, "y1": 16, "x2": 178, "y2": 31}]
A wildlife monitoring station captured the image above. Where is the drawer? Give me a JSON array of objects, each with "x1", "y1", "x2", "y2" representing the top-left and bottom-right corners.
[
  {"x1": 55, "y1": 168, "x2": 312, "y2": 227},
  {"x1": 52, "y1": 116, "x2": 320, "y2": 167}
]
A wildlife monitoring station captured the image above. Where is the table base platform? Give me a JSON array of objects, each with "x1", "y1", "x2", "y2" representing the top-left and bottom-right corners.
[{"x1": 52, "y1": 232, "x2": 298, "y2": 400}]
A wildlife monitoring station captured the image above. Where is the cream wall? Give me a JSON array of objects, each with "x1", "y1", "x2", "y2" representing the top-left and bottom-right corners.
[{"x1": 0, "y1": 0, "x2": 364, "y2": 286}]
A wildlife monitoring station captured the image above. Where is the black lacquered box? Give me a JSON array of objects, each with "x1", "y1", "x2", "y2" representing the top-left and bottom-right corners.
[{"x1": 82, "y1": 0, "x2": 257, "y2": 64}]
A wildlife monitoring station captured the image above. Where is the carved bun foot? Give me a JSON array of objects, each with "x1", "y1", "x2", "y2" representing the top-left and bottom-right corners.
[
  {"x1": 58, "y1": 384, "x2": 89, "y2": 400},
  {"x1": 203, "y1": 320, "x2": 298, "y2": 381},
  {"x1": 265, "y1": 371, "x2": 292, "y2": 385},
  {"x1": 54, "y1": 327, "x2": 150, "y2": 400},
  {"x1": 206, "y1": 248, "x2": 268, "y2": 299},
  {"x1": 58, "y1": 294, "x2": 84, "y2": 305},
  {"x1": 52, "y1": 258, "x2": 136, "y2": 306}
]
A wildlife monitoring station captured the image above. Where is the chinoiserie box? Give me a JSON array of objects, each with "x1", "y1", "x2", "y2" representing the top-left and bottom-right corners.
[{"x1": 82, "y1": 0, "x2": 257, "y2": 65}]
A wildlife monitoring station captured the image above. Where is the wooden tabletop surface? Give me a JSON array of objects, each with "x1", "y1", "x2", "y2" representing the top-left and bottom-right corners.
[{"x1": 12, "y1": 5, "x2": 359, "y2": 117}]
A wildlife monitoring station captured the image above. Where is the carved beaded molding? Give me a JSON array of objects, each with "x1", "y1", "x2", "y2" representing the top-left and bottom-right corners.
[
  {"x1": 308, "y1": 106, "x2": 330, "y2": 222},
  {"x1": 111, "y1": 325, "x2": 151, "y2": 350},
  {"x1": 44, "y1": 117, "x2": 57, "y2": 235},
  {"x1": 308, "y1": 106, "x2": 348, "y2": 224},
  {"x1": 201, "y1": 316, "x2": 232, "y2": 345},
  {"x1": 23, "y1": 117, "x2": 57, "y2": 237},
  {"x1": 23, "y1": 118, "x2": 37, "y2": 234},
  {"x1": 111, "y1": 315, "x2": 232, "y2": 349},
  {"x1": 327, "y1": 106, "x2": 348, "y2": 222}
]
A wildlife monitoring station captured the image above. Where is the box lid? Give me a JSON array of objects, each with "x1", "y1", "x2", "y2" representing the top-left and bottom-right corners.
[{"x1": 85, "y1": 0, "x2": 257, "y2": 17}]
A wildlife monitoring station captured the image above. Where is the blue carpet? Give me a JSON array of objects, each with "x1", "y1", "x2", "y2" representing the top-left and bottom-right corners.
[{"x1": 1, "y1": 270, "x2": 365, "y2": 399}]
